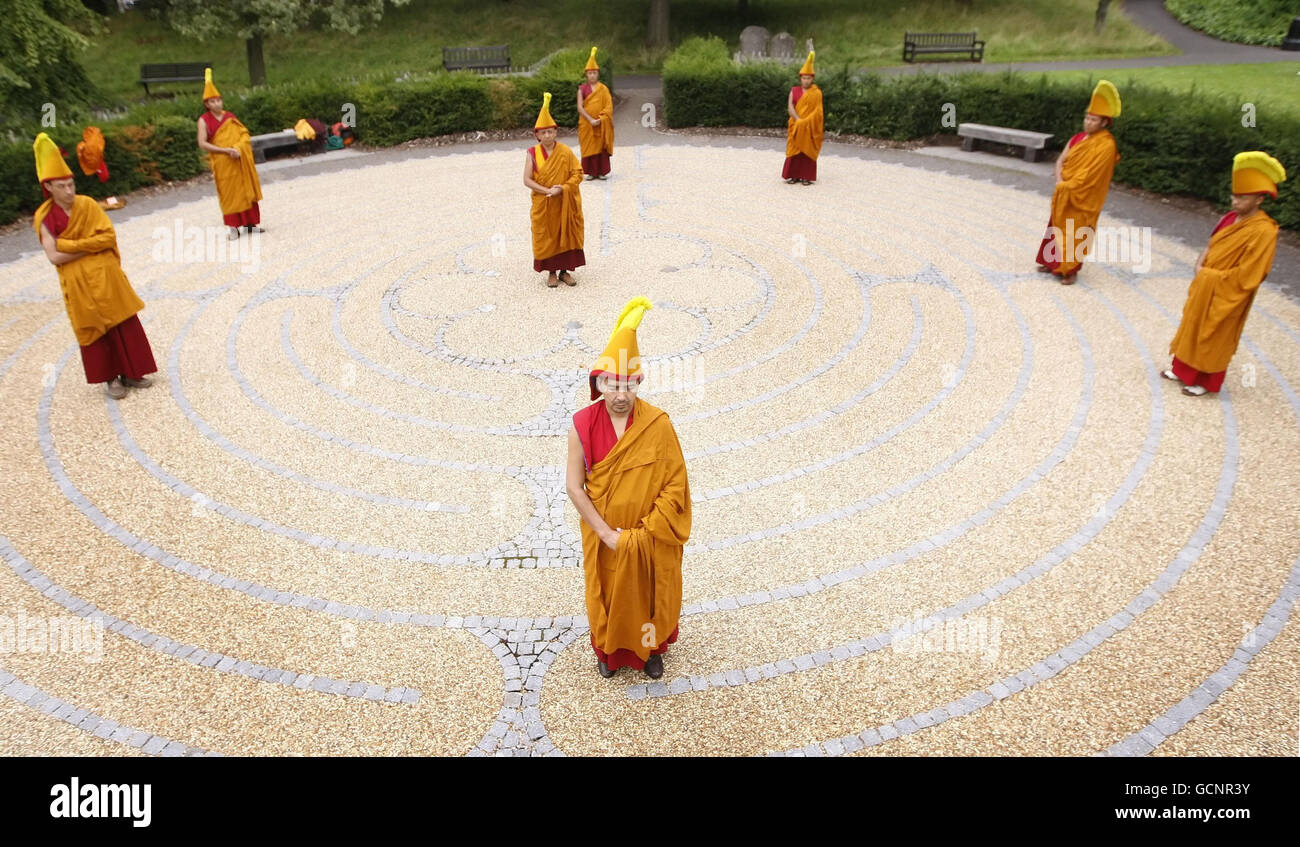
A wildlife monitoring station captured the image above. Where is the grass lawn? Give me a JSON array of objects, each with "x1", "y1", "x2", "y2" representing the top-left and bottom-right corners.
[
  {"x1": 1031, "y1": 62, "x2": 1300, "y2": 120},
  {"x1": 76, "y1": 0, "x2": 1172, "y2": 110}
]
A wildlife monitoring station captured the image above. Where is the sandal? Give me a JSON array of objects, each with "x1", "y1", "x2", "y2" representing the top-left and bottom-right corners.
[
  {"x1": 1182, "y1": 385, "x2": 1209, "y2": 397},
  {"x1": 1058, "y1": 274, "x2": 1077, "y2": 285},
  {"x1": 1160, "y1": 369, "x2": 1181, "y2": 382},
  {"x1": 546, "y1": 273, "x2": 560, "y2": 288},
  {"x1": 559, "y1": 271, "x2": 576, "y2": 287}
]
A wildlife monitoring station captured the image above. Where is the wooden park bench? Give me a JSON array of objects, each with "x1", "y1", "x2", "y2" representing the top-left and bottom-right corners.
[
  {"x1": 902, "y1": 32, "x2": 984, "y2": 63},
  {"x1": 250, "y1": 130, "x2": 302, "y2": 163},
  {"x1": 139, "y1": 62, "x2": 211, "y2": 95},
  {"x1": 957, "y1": 123, "x2": 1053, "y2": 162},
  {"x1": 442, "y1": 45, "x2": 511, "y2": 73}
]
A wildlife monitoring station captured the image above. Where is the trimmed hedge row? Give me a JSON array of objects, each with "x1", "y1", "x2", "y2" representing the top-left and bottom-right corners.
[
  {"x1": 0, "y1": 48, "x2": 613, "y2": 225},
  {"x1": 0, "y1": 116, "x2": 203, "y2": 225},
  {"x1": 663, "y1": 36, "x2": 1299, "y2": 231}
]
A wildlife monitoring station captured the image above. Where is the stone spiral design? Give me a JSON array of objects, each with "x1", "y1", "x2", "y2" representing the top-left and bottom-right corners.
[{"x1": 0, "y1": 143, "x2": 1296, "y2": 756}]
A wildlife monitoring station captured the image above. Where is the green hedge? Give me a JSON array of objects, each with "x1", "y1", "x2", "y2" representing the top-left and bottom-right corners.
[
  {"x1": 0, "y1": 116, "x2": 203, "y2": 225},
  {"x1": 0, "y1": 48, "x2": 613, "y2": 225},
  {"x1": 663, "y1": 36, "x2": 1299, "y2": 231},
  {"x1": 1164, "y1": 0, "x2": 1296, "y2": 47}
]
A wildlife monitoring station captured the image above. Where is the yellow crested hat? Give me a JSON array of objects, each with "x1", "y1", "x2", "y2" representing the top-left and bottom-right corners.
[
  {"x1": 1087, "y1": 80, "x2": 1120, "y2": 119},
  {"x1": 202, "y1": 67, "x2": 220, "y2": 102},
  {"x1": 1232, "y1": 151, "x2": 1286, "y2": 198},
  {"x1": 34, "y1": 132, "x2": 73, "y2": 185},
  {"x1": 585, "y1": 47, "x2": 600, "y2": 72},
  {"x1": 534, "y1": 91, "x2": 557, "y2": 130},
  {"x1": 799, "y1": 50, "x2": 815, "y2": 76},
  {"x1": 589, "y1": 296, "x2": 652, "y2": 399}
]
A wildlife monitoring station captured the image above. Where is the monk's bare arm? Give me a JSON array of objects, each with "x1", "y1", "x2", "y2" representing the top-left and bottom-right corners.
[
  {"x1": 566, "y1": 427, "x2": 621, "y2": 550},
  {"x1": 523, "y1": 152, "x2": 560, "y2": 196},
  {"x1": 577, "y1": 89, "x2": 596, "y2": 125},
  {"x1": 787, "y1": 89, "x2": 798, "y2": 121},
  {"x1": 39, "y1": 225, "x2": 85, "y2": 266},
  {"x1": 197, "y1": 118, "x2": 238, "y2": 158}
]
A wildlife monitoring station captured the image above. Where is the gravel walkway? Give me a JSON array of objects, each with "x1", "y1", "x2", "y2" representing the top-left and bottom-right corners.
[{"x1": 0, "y1": 130, "x2": 1296, "y2": 756}]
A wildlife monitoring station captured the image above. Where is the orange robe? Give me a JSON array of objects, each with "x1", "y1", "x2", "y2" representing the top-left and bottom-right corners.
[
  {"x1": 34, "y1": 195, "x2": 145, "y2": 347},
  {"x1": 1037, "y1": 129, "x2": 1119, "y2": 276},
  {"x1": 529, "y1": 141, "x2": 585, "y2": 271},
  {"x1": 1169, "y1": 210, "x2": 1277, "y2": 381},
  {"x1": 581, "y1": 398, "x2": 691, "y2": 668},
  {"x1": 577, "y1": 82, "x2": 614, "y2": 176},
  {"x1": 204, "y1": 111, "x2": 263, "y2": 224},
  {"x1": 784, "y1": 84, "x2": 823, "y2": 180}
]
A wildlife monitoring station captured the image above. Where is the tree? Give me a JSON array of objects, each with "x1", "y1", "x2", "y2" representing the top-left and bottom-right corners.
[
  {"x1": 160, "y1": 0, "x2": 412, "y2": 87},
  {"x1": 1095, "y1": 0, "x2": 1111, "y2": 34},
  {"x1": 648, "y1": 0, "x2": 670, "y2": 48},
  {"x1": 0, "y1": 0, "x2": 102, "y2": 117}
]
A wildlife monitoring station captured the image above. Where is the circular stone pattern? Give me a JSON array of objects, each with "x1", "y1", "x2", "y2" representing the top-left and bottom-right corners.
[{"x1": 0, "y1": 143, "x2": 1297, "y2": 757}]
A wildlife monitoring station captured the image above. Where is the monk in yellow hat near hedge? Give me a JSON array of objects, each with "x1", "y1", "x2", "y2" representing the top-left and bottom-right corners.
[
  {"x1": 32, "y1": 133, "x2": 157, "y2": 400},
  {"x1": 783, "y1": 50, "x2": 823, "y2": 185},
  {"x1": 196, "y1": 68, "x2": 264, "y2": 241},
  {"x1": 565, "y1": 297, "x2": 691, "y2": 680},
  {"x1": 1036, "y1": 80, "x2": 1121, "y2": 284},
  {"x1": 1163, "y1": 152, "x2": 1284, "y2": 397},
  {"x1": 523, "y1": 92, "x2": 586, "y2": 287},
  {"x1": 576, "y1": 47, "x2": 614, "y2": 180}
]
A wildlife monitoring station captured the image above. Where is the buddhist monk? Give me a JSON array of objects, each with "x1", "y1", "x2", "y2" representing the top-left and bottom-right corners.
[
  {"x1": 566, "y1": 297, "x2": 691, "y2": 680},
  {"x1": 1164, "y1": 152, "x2": 1285, "y2": 397},
  {"x1": 1036, "y1": 80, "x2": 1121, "y2": 284},
  {"x1": 783, "y1": 51, "x2": 823, "y2": 186},
  {"x1": 196, "y1": 68, "x2": 264, "y2": 241},
  {"x1": 523, "y1": 92, "x2": 585, "y2": 287},
  {"x1": 576, "y1": 47, "x2": 614, "y2": 180},
  {"x1": 32, "y1": 133, "x2": 157, "y2": 400}
]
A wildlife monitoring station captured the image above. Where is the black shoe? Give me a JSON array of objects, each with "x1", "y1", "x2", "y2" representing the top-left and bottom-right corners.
[
  {"x1": 598, "y1": 660, "x2": 616, "y2": 678},
  {"x1": 644, "y1": 654, "x2": 663, "y2": 679}
]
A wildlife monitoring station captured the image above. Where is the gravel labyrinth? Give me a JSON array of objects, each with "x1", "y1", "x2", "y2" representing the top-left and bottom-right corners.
[{"x1": 1, "y1": 143, "x2": 1297, "y2": 757}]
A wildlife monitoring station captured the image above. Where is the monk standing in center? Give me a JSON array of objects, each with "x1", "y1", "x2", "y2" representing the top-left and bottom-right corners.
[
  {"x1": 576, "y1": 47, "x2": 614, "y2": 180},
  {"x1": 566, "y1": 297, "x2": 691, "y2": 680},
  {"x1": 524, "y1": 92, "x2": 586, "y2": 287}
]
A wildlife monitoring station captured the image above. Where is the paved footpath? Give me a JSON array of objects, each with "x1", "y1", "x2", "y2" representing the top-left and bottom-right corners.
[{"x1": 0, "y1": 6, "x2": 1296, "y2": 757}]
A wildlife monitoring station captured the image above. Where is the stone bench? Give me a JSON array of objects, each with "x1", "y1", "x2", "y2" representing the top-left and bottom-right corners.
[
  {"x1": 957, "y1": 123, "x2": 1053, "y2": 162},
  {"x1": 250, "y1": 130, "x2": 303, "y2": 163}
]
